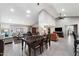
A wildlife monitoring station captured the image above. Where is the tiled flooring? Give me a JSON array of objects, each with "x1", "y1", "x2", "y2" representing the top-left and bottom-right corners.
[{"x1": 4, "y1": 35, "x2": 79, "y2": 56}]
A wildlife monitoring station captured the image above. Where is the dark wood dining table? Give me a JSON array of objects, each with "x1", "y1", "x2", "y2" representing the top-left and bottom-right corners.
[{"x1": 21, "y1": 35, "x2": 44, "y2": 56}]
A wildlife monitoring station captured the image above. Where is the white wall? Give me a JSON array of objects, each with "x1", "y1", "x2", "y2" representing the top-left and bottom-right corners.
[
  {"x1": 56, "y1": 18, "x2": 79, "y2": 35},
  {"x1": 38, "y1": 10, "x2": 55, "y2": 35}
]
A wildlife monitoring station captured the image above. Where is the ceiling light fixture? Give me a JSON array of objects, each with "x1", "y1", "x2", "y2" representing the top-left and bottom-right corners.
[
  {"x1": 64, "y1": 14, "x2": 66, "y2": 16},
  {"x1": 10, "y1": 8, "x2": 14, "y2": 12},
  {"x1": 37, "y1": 3, "x2": 39, "y2": 5},
  {"x1": 61, "y1": 8, "x2": 65, "y2": 11},
  {"x1": 26, "y1": 10, "x2": 31, "y2": 14}
]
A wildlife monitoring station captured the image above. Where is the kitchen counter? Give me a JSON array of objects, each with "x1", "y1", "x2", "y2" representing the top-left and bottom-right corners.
[{"x1": 0, "y1": 36, "x2": 13, "y2": 44}]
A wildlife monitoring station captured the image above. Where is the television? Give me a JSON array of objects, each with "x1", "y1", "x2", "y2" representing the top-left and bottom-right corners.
[{"x1": 55, "y1": 27, "x2": 62, "y2": 31}]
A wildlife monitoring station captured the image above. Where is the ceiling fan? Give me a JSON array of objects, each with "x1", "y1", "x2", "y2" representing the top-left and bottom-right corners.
[
  {"x1": 55, "y1": 13, "x2": 79, "y2": 20},
  {"x1": 37, "y1": 3, "x2": 39, "y2": 5}
]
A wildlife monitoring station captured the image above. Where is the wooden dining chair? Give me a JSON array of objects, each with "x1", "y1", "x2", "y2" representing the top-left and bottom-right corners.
[
  {"x1": 31, "y1": 36, "x2": 43, "y2": 56},
  {"x1": 43, "y1": 35, "x2": 49, "y2": 49},
  {"x1": 73, "y1": 32, "x2": 79, "y2": 56},
  {"x1": 0, "y1": 40, "x2": 4, "y2": 56}
]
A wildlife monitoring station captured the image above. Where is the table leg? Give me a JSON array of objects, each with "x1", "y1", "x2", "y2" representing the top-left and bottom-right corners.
[
  {"x1": 28, "y1": 45, "x2": 31, "y2": 56},
  {"x1": 40, "y1": 45, "x2": 42, "y2": 54},
  {"x1": 46, "y1": 42, "x2": 48, "y2": 49},
  {"x1": 22, "y1": 40, "x2": 24, "y2": 51},
  {"x1": 49, "y1": 39, "x2": 51, "y2": 46},
  {"x1": 42, "y1": 42, "x2": 43, "y2": 52},
  {"x1": 74, "y1": 43, "x2": 77, "y2": 56},
  {"x1": 34, "y1": 49, "x2": 36, "y2": 56}
]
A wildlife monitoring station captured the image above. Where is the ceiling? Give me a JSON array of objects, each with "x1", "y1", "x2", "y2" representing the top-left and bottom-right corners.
[
  {"x1": 0, "y1": 3, "x2": 58, "y2": 25},
  {"x1": 0, "y1": 3, "x2": 42, "y2": 25},
  {"x1": 52, "y1": 3, "x2": 79, "y2": 16},
  {"x1": 0, "y1": 3, "x2": 79, "y2": 25}
]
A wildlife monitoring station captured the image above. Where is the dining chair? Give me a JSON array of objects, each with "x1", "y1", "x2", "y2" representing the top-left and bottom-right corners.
[
  {"x1": 43, "y1": 35, "x2": 48, "y2": 49},
  {"x1": 31, "y1": 36, "x2": 43, "y2": 56},
  {"x1": 0, "y1": 40, "x2": 4, "y2": 56},
  {"x1": 73, "y1": 32, "x2": 79, "y2": 56}
]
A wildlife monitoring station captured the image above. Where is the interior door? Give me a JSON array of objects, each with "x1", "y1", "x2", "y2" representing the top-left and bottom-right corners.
[{"x1": 32, "y1": 27, "x2": 36, "y2": 34}]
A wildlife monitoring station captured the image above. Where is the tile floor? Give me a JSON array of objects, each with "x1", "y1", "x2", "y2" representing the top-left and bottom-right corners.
[{"x1": 4, "y1": 34, "x2": 79, "y2": 56}]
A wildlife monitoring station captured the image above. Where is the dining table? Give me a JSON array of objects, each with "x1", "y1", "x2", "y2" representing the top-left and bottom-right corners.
[{"x1": 21, "y1": 35, "x2": 44, "y2": 56}]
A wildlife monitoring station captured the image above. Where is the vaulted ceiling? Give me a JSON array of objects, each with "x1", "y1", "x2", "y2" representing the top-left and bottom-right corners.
[
  {"x1": 0, "y1": 3, "x2": 58, "y2": 25},
  {"x1": 0, "y1": 3, "x2": 79, "y2": 25}
]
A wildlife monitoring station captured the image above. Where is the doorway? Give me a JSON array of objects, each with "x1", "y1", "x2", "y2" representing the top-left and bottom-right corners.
[
  {"x1": 65, "y1": 24, "x2": 78, "y2": 47},
  {"x1": 65, "y1": 24, "x2": 78, "y2": 37}
]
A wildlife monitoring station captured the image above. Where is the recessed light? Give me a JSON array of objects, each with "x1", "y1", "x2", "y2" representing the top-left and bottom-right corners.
[
  {"x1": 64, "y1": 14, "x2": 66, "y2": 16},
  {"x1": 26, "y1": 10, "x2": 31, "y2": 13},
  {"x1": 10, "y1": 8, "x2": 14, "y2": 12},
  {"x1": 8, "y1": 19, "x2": 12, "y2": 22},
  {"x1": 26, "y1": 14, "x2": 30, "y2": 17},
  {"x1": 61, "y1": 8, "x2": 65, "y2": 11}
]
